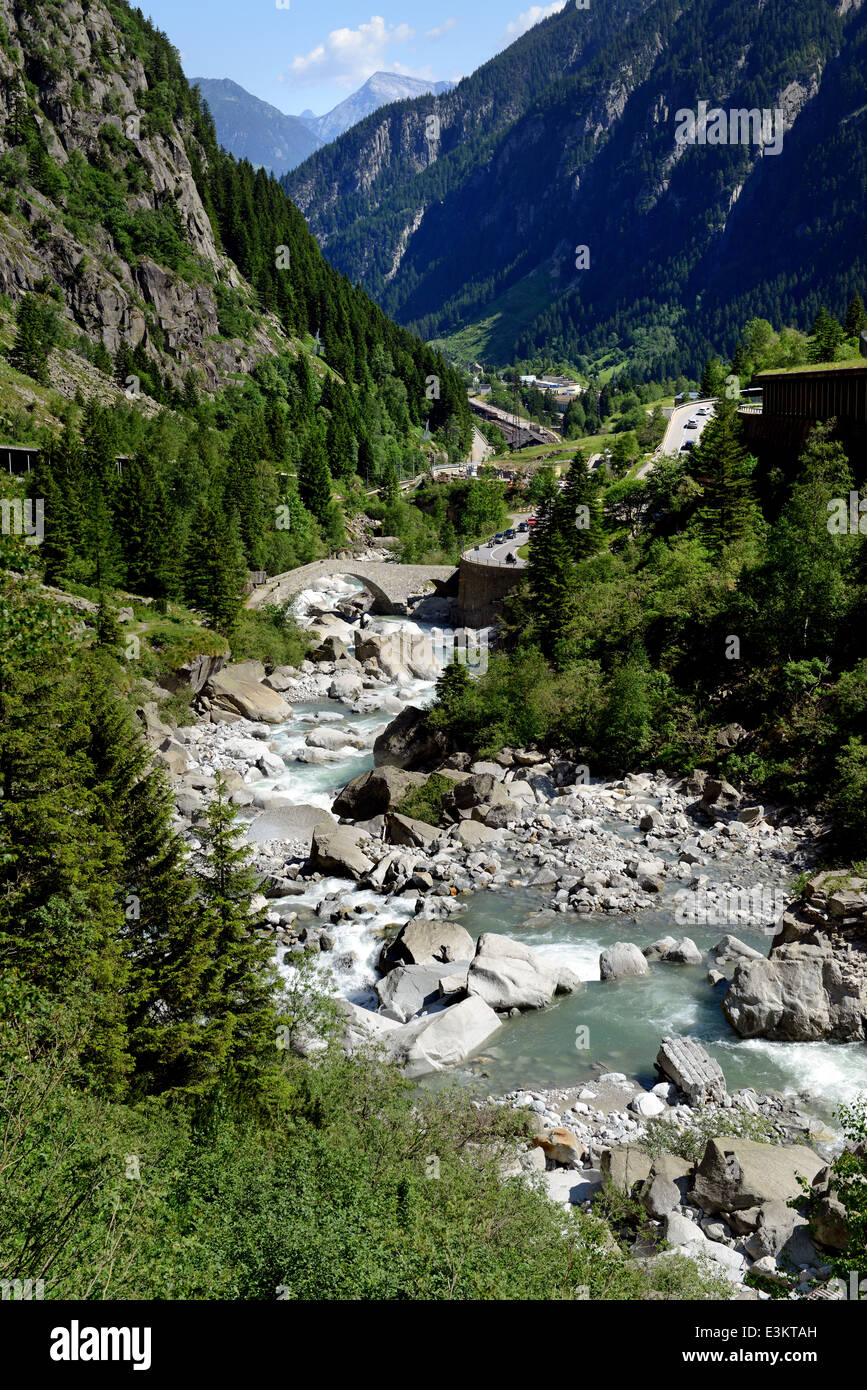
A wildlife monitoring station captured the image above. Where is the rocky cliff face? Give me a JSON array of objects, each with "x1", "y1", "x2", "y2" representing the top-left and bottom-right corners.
[{"x1": 0, "y1": 0, "x2": 281, "y2": 393}]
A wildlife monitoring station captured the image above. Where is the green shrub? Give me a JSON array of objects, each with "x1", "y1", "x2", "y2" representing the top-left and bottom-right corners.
[
  {"x1": 396, "y1": 772, "x2": 458, "y2": 826},
  {"x1": 231, "y1": 604, "x2": 309, "y2": 668}
]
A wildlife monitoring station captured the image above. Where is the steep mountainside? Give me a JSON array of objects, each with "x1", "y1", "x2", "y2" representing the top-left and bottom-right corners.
[
  {"x1": 283, "y1": 0, "x2": 867, "y2": 376},
  {"x1": 303, "y1": 72, "x2": 455, "y2": 144},
  {"x1": 193, "y1": 77, "x2": 322, "y2": 175},
  {"x1": 0, "y1": 0, "x2": 468, "y2": 419}
]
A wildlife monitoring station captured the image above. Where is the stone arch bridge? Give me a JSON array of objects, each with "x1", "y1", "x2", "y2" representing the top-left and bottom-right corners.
[{"x1": 245, "y1": 559, "x2": 458, "y2": 616}]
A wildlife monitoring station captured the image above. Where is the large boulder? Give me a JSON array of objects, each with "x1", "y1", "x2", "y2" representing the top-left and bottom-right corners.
[
  {"x1": 375, "y1": 962, "x2": 467, "y2": 1022},
  {"x1": 722, "y1": 941, "x2": 867, "y2": 1041},
  {"x1": 380, "y1": 917, "x2": 475, "y2": 971},
  {"x1": 206, "y1": 664, "x2": 292, "y2": 723},
  {"x1": 601, "y1": 1146, "x2": 653, "y2": 1193},
  {"x1": 373, "y1": 705, "x2": 447, "y2": 770},
  {"x1": 743, "y1": 1201, "x2": 818, "y2": 1269},
  {"x1": 655, "y1": 1036, "x2": 727, "y2": 1104},
  {"x1": 455, "y1": 820, "x2": 503, "y2": 849},
  {"x1": 690, "y1": 1137, "x2": 825, "y2": 1214},
  {"x1": 385, "y1": 812, "x2": 440, "y2": 848},
  {"x1": 161, "y1": 651, "x2": 227, "y2": 695},
  {"x1": 247, "y1": 803, "x2": 335, "y2": 845},
  {"x1": 442, "y1": 773, "x2": 513, "y2": 814},
  {"x1": 309, "y1": 822, "x2": 374, "y2": 879},
  {"x1": 332, "y1": 766, "x2": 426, "y2": 819},
  {"x1": 398, "y1": 995, "x2": 502, "y2": 1077},
  {"x1": 599, "y1": 942, "x2": 650, "y2": 981},
  {"x1": 536, "y1": 1129, "x2": 585, "y2": 1167},
  {"x1": 467, "y1": 933, "x2": 579, "y2": 1011}
]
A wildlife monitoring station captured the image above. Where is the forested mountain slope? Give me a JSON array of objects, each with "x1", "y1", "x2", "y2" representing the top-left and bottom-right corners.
[
  {"x1": 283, "y1": 0, "x2": 867, "y2": 377},
  {"x1": 0, "y1": 0, "x2": 469, "y2": 422}
]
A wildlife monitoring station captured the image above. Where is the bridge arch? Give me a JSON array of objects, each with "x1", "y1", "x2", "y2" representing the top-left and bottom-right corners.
[{"x1": 246, "y1": 560, "x2": 457, "y2": 616}]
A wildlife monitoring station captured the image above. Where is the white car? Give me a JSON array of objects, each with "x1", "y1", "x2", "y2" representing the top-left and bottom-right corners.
[
  {"x1": 697, "y1": 407, "x2": 708, "y2": 416},
  {"x1": 686, "y1": 418, "x2": 698, "y2": 428}
]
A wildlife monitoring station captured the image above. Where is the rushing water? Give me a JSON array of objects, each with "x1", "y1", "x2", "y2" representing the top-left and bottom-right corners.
[{"x1": 254, "y1": 573, "x2": 867, "y2": 1121}]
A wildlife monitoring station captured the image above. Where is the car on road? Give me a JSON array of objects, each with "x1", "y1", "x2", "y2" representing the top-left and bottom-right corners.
[
  {"x1": 680, "y1": 440, "x2": 694, "y2": 451},
  {"x1": 686, "y1": 418, "x2": 698, "y2": 428},
  {"x1": 493, "y1": 533, "x2": 505, "y2": 543},
  {"x1": 697, "y1": 407, "x2": 708, "y2": 416},
  {"x1": 504, "y1": 528, "x2": 517, "y2": 539},
  {"x1": 517, "y1": 521, "x2": 529, "y2": 532}
]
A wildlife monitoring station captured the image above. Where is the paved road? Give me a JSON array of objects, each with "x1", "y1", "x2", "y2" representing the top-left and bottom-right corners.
[
  {"x1": 660, "y1": 400, "x2": 716, "y2": 457},
  {"x1": 465, "y1": 522, "x2": 530, "y2": 570}
]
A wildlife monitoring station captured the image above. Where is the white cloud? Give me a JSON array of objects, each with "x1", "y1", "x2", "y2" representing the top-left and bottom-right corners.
[
  {"x1": 426, "y1": 17, "x2": 457, "y2": 38},
  {"x1": 281, "y1": 15, "x2": 417, "y2": 89},
  {"x1": 502, "y1": 2, "x2": 566, "y2": 42}
]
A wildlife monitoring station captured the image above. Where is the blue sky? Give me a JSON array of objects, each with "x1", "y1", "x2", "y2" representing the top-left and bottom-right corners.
[{"x1": 138, "y1": 1, "x2": 567, "y2": 116}]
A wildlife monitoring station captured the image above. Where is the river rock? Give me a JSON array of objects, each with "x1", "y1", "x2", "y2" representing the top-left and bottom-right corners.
[
  {"x1": 398, "y1": 995, "x2": 502, "y2": 1077},
  {"x1": 665, "y1": 937, "x2": 703, "y2": 965},
  {"x1": 206, "y1": 665, "x2": 292, "y2": 723},
  {"x1": 332, "y1": 766, "x2": 426, "y2": 818},
  {"x1": 690, "y1": 1137, "x2": 825, "y2": 1213},
  {"x1": 742, "y1": 1201, "x2": 817, "y2": 1269},
  {"x1": 455, "y1": 820, "x2": 503, "y2": 848},
  {"x1": 385, "y1": 812, "x2": 440, "y2": 848},
  {"x1": 642, "y1": 1173, "x2": 683, "y2": 1218},
  {"x1": 247, "y1": 802, "x2": 335, "y2": 844},
  {"x1": 655, "y1": 1036, "x2": 727, "y2": 1104},
  {"x1": 155, "y1": 736, "x2": 189, "y2": 775},
  {"x1": 305, "y1": 726, "x2": 364, "y2": 751},
  {"x1": 442, "y1": 773, "x2": 512, "y2": 814},
  {"x1": 380, "y1": 917, "x2": 475, "y2": 971},
  {"x1": 375, "y1": 962, "x2": 467, "y2": 1021},
  {"x1": 466, "y1": 933, "x2": 578, "y2": 1011},
  {"x1": 599, "y1": 942, "x2": 650, "y2": 981},
  {"x1": 711, "y1": 935, "x2": 765, "y2": 965},
  {"x1": 701, "y1": 778, "x2": 741, "y2": 812},
  {"x1": 722, "y1": 941, "x2": 867, "y2": 1041},
  {"x1": 309, "y1": 822, "x2": 374, "y2": 879},
  {"x1": 310, "y1": 635, "x2": 351, "y2": 663},
  {"x1": 536, "y1": 1128, "x2": 585, "y2": 1167},
  {"x1": 629, "y1": 1091, "x2": 666, "y2": 1118},
  {"x1": 664, "y1": 1212, "x2": 746, "y2": 1280},
  {"x1": 601, "y1": 1146, "x2": 653, "y2": 1193},
  {"x1": 372, "y1": 705, "x2": 448, "y2": 770}
]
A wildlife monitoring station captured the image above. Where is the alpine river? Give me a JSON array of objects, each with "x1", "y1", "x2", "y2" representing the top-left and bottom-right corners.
[{"x1": 245, "y1": 572, "x2": 867, "y2": 1124}]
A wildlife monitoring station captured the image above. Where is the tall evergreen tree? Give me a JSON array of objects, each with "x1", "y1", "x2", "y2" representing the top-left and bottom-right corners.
[
  {"x1": 691, "y1": 398, "x2": 757, "y2": 554},
  {"x1": 298, "y1": 423, "x2": 333, "y2": 523},
  {"x1": 843, "y1": 293, "x2": 867, "y2": 339}
]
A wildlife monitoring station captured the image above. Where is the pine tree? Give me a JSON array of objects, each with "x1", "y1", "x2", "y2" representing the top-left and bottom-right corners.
[
  {"x1": 843, "y1": 293, "x2": 867, "y2": 339},
  {"x1": 810, "y1": 306, "x2": 844, "y2": 363},
  {"x1": 527, "y1": 500, "x2": 577, "y2": 665},
  {"x1": 184, "y1": 501, "x2": 246, "y2": 636},
  {"x1": 0, "y1": 562, "x2": 131, "y2": 1094},
  {"x1": 183, "y1": 774, "x2": 280, "y2": 1095},
  {"x1": 557, "y1": 452, "x2": 603, "y2": 559},
  {"x1": 699, "y1": 358, "x2": 727, "y2": 398},
  {"x1": 298, "y1": 423, "x2": 333, "y2": 523},
  {"x1": 692, "y1": 398, "x2": 757, "y2": 554},
  {"x1": 10, "y1": 293, "x2": 50, "y2": 384}
]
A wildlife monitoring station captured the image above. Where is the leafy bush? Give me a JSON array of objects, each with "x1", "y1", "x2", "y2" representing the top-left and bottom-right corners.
[
  {"x1": 231, "y1": 604, "x2": 309, "y2": 668},
  {"x1": 396, "y1": 772, "x2": 458, "y2": 826}
]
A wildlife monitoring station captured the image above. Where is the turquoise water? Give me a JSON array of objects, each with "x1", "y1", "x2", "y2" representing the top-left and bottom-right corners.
[{"x1": 265, "y1": 574, "x2": 867, "y2": 1122}]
